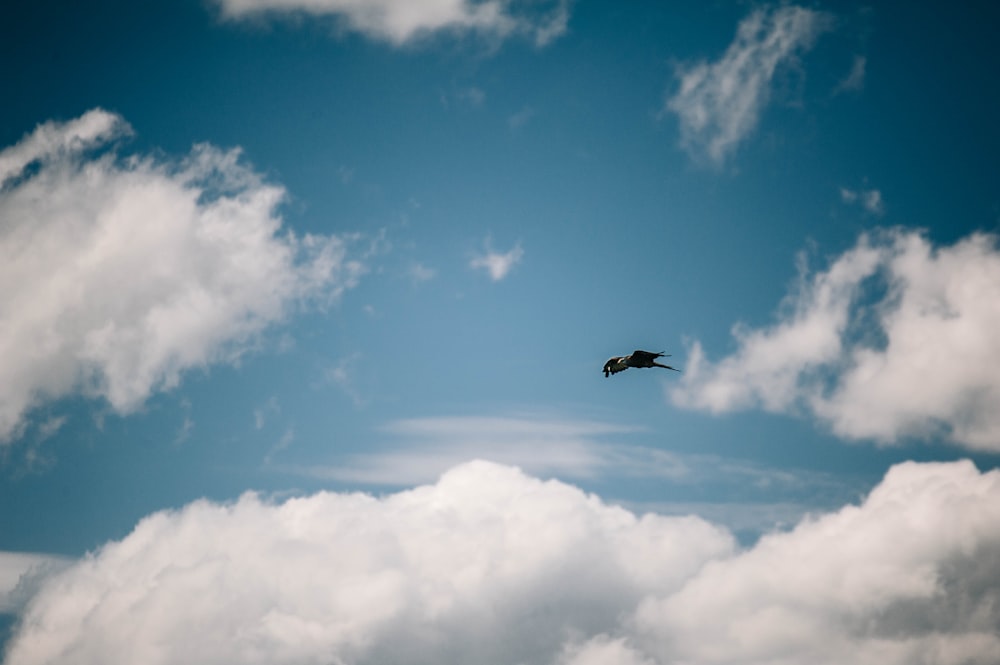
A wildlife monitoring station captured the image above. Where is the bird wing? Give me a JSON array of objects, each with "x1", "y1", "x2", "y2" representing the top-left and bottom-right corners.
[{"x1": 630, "y1": 350, "x2": 664, "y2": 362}]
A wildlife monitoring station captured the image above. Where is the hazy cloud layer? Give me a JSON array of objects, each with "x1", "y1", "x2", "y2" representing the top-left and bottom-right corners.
[
  {"x1": 671, "y1": 229, "x2": 1000, "y2": 450},
  {"x1": 214, "y1": 0, "x2": 570, "y2": 47},
  {"x1": 6, "y1": 459, "x2": 1000, "y2": 664},
  {"x1": 0, "y1": 110, "x2": 366, "y2": 443},
  {"x1": 666, "y1": 5, "x2": 831, "y2": 165}
]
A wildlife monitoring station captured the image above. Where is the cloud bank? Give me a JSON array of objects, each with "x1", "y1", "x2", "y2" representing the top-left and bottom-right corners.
[
  {"x1": 6, "y1": 459, "x2": 1000, "y2": 664},
  {"x1": 671, "y1": 229, "x2": 1000, "y2": 451},
  {"x1": 666, "y1": 5, "x2": 831, "y2": 165},
  {"x1": 214, "y1": 0, "x2": 570, "y2": 47},
  {"x1": 0, "y1": 109, "x2": 366, "y2": 443}
]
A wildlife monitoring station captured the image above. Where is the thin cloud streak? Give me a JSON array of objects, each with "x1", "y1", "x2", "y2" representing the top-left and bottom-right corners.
[
  {"x1": 299, "y1": 414, "x2": 655, "y2": 484},
  {"x1": 293, "y1": 415, "x2": 855, "y2": 516}
]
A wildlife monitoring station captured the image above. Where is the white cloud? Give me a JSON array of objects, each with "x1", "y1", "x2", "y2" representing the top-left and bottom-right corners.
[
  {"x1": 632, "y1": 459, "x2": 1000, "y2": 665},
  {"x1": 469, "y1": 239, "x2": 523, "y2": 281},
  {"x1": 213, "y1": 0, "x2": 570, "y2": 47},
  {"x1": 0, "y1": 552, "x2": 71, "y2": 614},
  {"x1": 665, "y1": 5, "x2": 832, "y2": 165},
  {"x1": 5, "y1": 460, "x2": 734, "y2": 665},
  {"x1": 0, "y1": 109, "x2": 129, "y2": 186},
  {"x1": 7, "y1": 460, "x2": 1000, "y2": 665},
  {"x1": 0, "y1": 109, "x2": 367, "y2": 443},
  {"x1": 558, "y1": 636, "x2": 656, "y2": 665},
  {"x1": 671, "y1": 229, "x2": 1000, "y2": 450}
]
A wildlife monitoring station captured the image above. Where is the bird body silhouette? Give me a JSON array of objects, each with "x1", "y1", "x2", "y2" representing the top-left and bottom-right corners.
[{"x1": 603, "y1": 350, "x2": 679, "y2": 377}]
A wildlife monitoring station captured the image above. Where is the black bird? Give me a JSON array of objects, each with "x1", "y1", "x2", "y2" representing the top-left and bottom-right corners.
[{"x1": 603, "y1": 350, "x2": 680, "y2": 377}]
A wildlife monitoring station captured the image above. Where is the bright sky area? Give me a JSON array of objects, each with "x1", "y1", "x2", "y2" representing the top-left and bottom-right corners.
[{"x1": 2, "y1": 2, "x2": 1000, "y2": 663}]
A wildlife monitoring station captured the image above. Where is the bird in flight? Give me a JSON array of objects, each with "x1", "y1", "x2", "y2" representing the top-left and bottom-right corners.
[{"x1": 603, "y1": 350, "x2": 680, "y2": 377}]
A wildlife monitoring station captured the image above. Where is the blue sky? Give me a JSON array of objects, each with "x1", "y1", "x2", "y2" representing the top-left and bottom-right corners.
[{"x1": 2, "y1": 1, "x2": 1000, "y2": 663}]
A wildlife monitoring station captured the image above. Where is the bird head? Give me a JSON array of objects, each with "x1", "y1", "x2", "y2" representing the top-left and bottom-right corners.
[{"x1": 603, "y1": 357, "x2": 625, "y2": 377}]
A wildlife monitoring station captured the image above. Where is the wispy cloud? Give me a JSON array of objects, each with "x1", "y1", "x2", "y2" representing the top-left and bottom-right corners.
[
  {"x1": 35, "y1": 417, "x2": 67, "y2": 443},
  {"x1": 840, "y1": 184, "x2": 884, "y2": 215},
  {"x1": 253, "y1": 396, "x2": 281, "y2": 430},
  {"x1": 671, "y1": 229, "x2": 1000, "y2": 450},
  {"x1": 441, "y1": 86, "x2": 486, "y2": 109},
  {"x1": 507, "y1": 105, "x2": 536, "y2": 130},
  {"x1": 408, "y1": 262, "x2": 436, "y2": 284},
  {"x1": 263, "y1": 426, "x2": 295, "y2": 465},
  {"x1": 470, "y1": 238, "x2": 524, "y2": 281},
  {"x1": 213, "y1": 0, "x2": 571, "y2": 48},
  {"x1": 834, "y1": 54, "x2": 867, "y2": 94},
  {"x1": 323, "y1": 352, "x2": 367, "y2": 407},
  {"x1": 0, "y1": 110, "x2": 368, "y2": 444},
  {"x1": 174, "y1": 410, "x2": 194, "y2": 445},
  {"x1": 665, "y1": 5, "x2": 832, "y2": 166},
  {"x1": 7, "y1": 460, "x2": 1000, "y2": 664}
]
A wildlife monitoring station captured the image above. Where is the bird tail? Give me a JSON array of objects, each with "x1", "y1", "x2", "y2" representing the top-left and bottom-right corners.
[{"x1": 653, "y1": 361, "x2": 680, "y2": 372}]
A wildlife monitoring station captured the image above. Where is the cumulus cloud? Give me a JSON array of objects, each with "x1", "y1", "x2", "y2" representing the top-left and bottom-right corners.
[
  {"x1": 665, "y1": 5, "x2": 831, "y2": 165},
  {"x1": 6, "y1": 460, "x2": 1000, "y2": 665},
  {"x1": 469, "y1": 239, "x2": 523, "y2": 281},
  {"x1": 671, "y1": 229, "x2": 1000, "y2": 450},
  {"x1": 213, "y1": 0, "x2": 570, "y2": 47},
  {"x1": 4, "y1": 461, "x2": 735, "y2": 665},
  {"x1": 633, "y1": 459, "x2": 1000, "y2": 665},
  {"x1": 0, "y1": 109, "x2": 367, "y2": 443}
]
